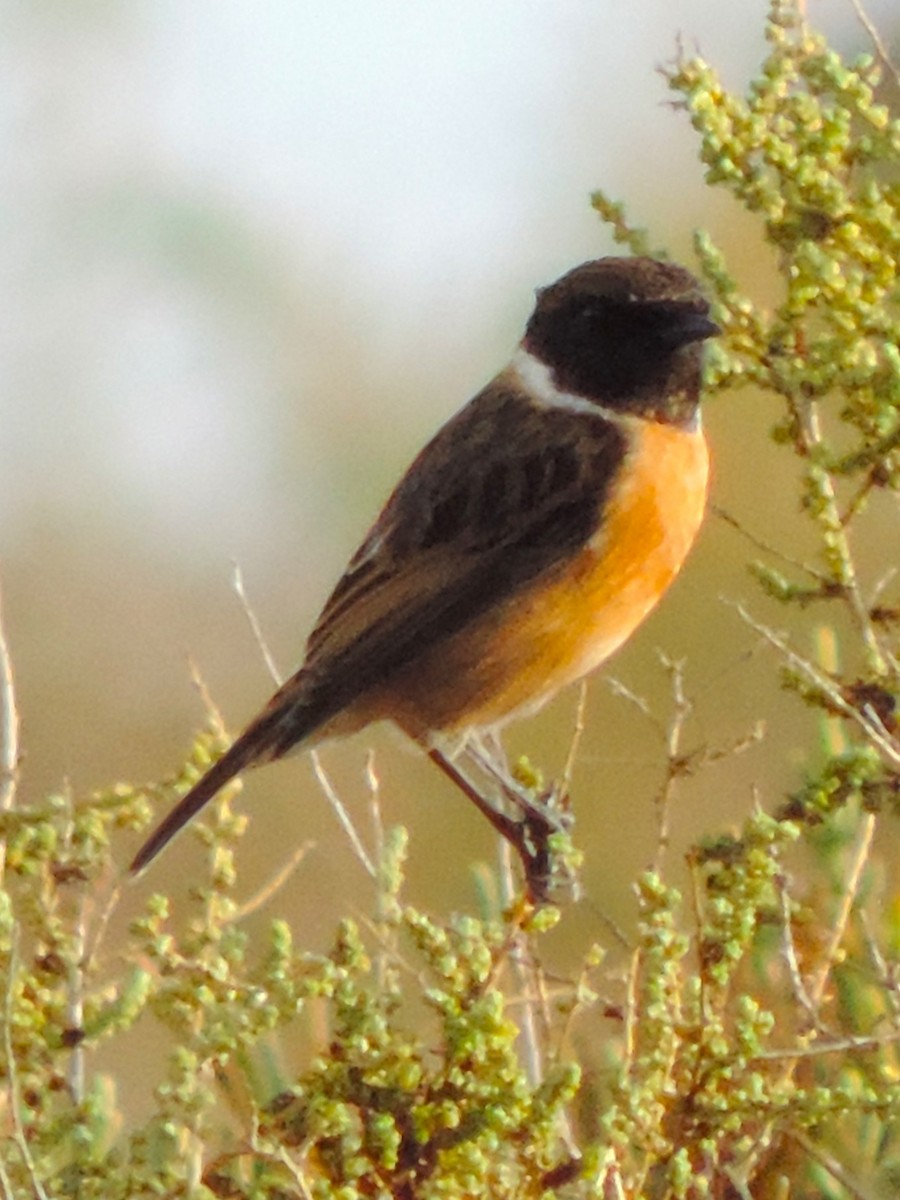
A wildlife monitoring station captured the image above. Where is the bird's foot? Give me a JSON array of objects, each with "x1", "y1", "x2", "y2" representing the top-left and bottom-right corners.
[{"x1": 427, "y1": 748, "x2": 580, "y2": 904}]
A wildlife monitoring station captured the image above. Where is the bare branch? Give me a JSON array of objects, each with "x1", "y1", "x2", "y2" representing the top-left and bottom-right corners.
[
  {"x1": 0, "y1": 579, "x2": 20, "y2": 887},
  {"x1": 848, "y1": 0, "x2": 900, "y2": 85},
  {"x1": 310, "y1": 750, "x2": 375, "y2": 879},
  {"x1": 232, "y1": 561, "x2": 284, "y2": 687}
]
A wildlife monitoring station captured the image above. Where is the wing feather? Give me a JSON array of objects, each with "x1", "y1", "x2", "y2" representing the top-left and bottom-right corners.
[{"x1": 298, "y1": 379, "x2": 628, "y2": 722}]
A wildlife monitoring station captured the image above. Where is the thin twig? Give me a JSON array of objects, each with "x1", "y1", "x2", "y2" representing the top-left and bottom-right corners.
[
  {"x1": 232, "y1": 562, "x2": 283, "y2": 686},
  {"x1": 55, "y1": 788, "x2": 87, "y2": 1104},
  {"x1": 187, "y1": 1121, "x2": 204, "y2": 1196},
  {"x1": 310, "y1": 750, "x2": 375, "y2": 878},
  {"x1": 809, "y1": 811, "x2": 877, "y2": 1009},
  {"x1": 713, "y1": 503, "x2": 833, "y2": 587},
  {"x1": 66, "y1": 893, "x2": 87, "y2": 1104},
  {"x1": 82, "y1": 879, "x2": 123, "y2": 977},
  {"x1": 752, "y1": 1028, "x2": 900, "y2": 1060},
  {"x1": 0, "y1": 1159, "x2": 15, "y2": 1200},
  {"x1": 498, "y1": 838, "x2": 543, "y2": 1090},
  {"x1": 597, "y1": 1157, "x2": 628, "y2": 1200},
  {"x1": 553, "y1": 953, "x2": 607, "y2": 1057},
  {"x1": 721, "y1": 1170, "x2": 755, "y2": 1200},
  {"x1": 790, "y1": 1127, "x2": 875, "y2": 1200},
  {"x1": 187, "y1": 658, "x2": 228, "y2": 740},
  {"x1": 562, "y1": 681, "x2": 588, "y2": 793},
  {"x1": 859, "y1": 907, "x2": 900, "y2": 1022},
  {"x1": 515, "y1": 932, "x2": 582, "y2": 1159},
  {"x1": 848, "y1": 0, "x2": 900, "y2": 85},
  {"x1": 274, "y1": 1146, "x2": 315, "y2": 1200},
  {"x1": 621, "y1": 934, "x2": 642, "y2": 1075},
  {"x1": 604, "y1": 675, "x2": 655, "y2": 726},
  {"x1": 742, "y1": 811, "x2": 879, "y2": 1180},
  {"x1": 693, "y1": 722, "x2": 766, "y2": 766},
  {"x1": 3, "y1": 928, "x2": 50, "y2": 1200},
  {"x1": 796, "y1": 399, "x2": 886, "y2": 673},
  {"x1": 365, "y1": 750, "x2": 384, "y2": 892},
  {"x1": 688, "y1": 851, "x2": 709, "y2": 1029},
  {"x1": 868, "y1": 567, "x2": 900, "y2": 675},
  {"x1": 0, "y1": 580, "x2": 20, "y2": 888},
  {"x1": 230, "y1": 841, "x2": 316, "y2": 922},
  {"x1": 776, "y1": 879, "x2": 823, "y2": 1031},
  {"x1": 582, "y1": 897, "x2": 632, "y2": 951},
  {"x1": 652, "y1": 656, "x2": 691, "y2": 873},
  {"x1": 355, "y1": 911, "x2": 421, "y2": 983},
  {"x1": 869, "y1": 565, "x2": 897, "y2": 608},
  {"x1": 497, "y1": 829, "x2": 517, "y2": 910},
  {"x1": 364, "y1": 749, "x2": 393, "y2": 992},
  {"x1": 730, "y1": 601, "x2": 900, "y2": 767}
]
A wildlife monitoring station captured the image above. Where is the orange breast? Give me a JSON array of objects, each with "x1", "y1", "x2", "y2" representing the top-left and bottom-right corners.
[{"x1": 343, "y1": 420, "x2": 709, "y2": 742}]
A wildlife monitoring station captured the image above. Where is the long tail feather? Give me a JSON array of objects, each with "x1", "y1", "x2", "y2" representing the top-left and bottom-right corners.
[{"x1": 130, "y1": 694, "x2": 316, "y2": 874}]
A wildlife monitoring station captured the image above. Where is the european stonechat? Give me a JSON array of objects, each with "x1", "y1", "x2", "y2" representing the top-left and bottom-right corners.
[{"x1": 131, "y1": 256, "x2": 718, "y2": 878}]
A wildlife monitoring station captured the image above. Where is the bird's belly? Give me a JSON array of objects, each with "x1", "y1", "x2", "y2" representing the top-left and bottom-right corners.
[{"x1": 363, "y1": 422, "x2": 709, "y2": 741}]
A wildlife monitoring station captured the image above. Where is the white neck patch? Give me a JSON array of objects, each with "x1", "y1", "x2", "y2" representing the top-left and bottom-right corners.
[
  {"x1": 509, "y1": 344, "x2": 702, "y2": 433},
  {"x1": 511, "y1": 346, "x2": 627, "y2": 425}
]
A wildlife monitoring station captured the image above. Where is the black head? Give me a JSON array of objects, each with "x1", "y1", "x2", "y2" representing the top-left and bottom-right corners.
[{"x1": 523, "y1": 257, "x2": 719, "y2": 425}]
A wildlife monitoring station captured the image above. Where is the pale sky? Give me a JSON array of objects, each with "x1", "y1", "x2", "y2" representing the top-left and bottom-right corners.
[{"x1": 1, "y1": 1, "x2": 895, "y2": 563}]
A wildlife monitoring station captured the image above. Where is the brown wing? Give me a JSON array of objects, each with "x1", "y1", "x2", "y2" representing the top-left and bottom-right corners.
[{"x1": 292, "y1": 377, "x2": 628, "y2": 731}]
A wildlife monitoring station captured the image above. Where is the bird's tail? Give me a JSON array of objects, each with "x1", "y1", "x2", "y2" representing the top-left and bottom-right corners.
[{"x1": 129, "y1": 683, "x2": 324, "y2": 875}]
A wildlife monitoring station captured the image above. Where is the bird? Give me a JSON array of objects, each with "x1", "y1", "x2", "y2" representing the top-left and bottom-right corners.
[{"x1": 130, "y1": 255, "x2": 718, "y2": 879}]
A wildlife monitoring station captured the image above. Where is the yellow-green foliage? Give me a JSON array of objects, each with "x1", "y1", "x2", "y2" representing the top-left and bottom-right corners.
[{"x1": 2, "y1": 2, "x2": 900, "y2": 1196}]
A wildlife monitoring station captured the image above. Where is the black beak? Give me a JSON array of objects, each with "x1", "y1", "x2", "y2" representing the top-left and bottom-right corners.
[{"x1": 664, "y1": 311, "x2": 721, "y2": 348}]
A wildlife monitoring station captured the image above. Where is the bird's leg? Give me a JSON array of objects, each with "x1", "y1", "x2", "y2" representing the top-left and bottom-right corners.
[
  {"x1": 427, "y1": 746, "x2": 576, "y2": 904},
  {"x1": 427, "y1": 747, "x2": 521, "y2": 844},
  {"x1": 464, "y1": 735, "x2": 573, "y2": 836}
]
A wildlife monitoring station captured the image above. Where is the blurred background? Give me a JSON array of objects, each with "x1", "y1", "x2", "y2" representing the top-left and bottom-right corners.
[{"x1": 2, "y1": 1, "x2": 898, "y2": 953}]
